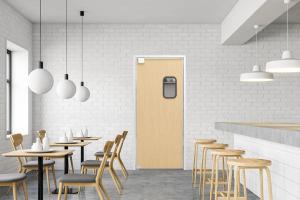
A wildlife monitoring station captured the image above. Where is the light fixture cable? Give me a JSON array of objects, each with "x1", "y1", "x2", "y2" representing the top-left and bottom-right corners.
[
  {"x1": 255, "y1": 26, "x2": 258, "y2": 66},
  {"x1": 65, "y1": 0, "x2": 68, "y2": 75},
  {"x1": 81, "y1": 11, "x2": 84, "y2": 83},
  {"x1": 39, "y1": 0, "x2": 42, "y2": 62},
  {"x1": 286, "y1": 1, "x2": 289, "y2": 51}
]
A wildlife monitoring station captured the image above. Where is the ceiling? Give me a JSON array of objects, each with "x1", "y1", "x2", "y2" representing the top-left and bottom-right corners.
[
  {"x1": 275, "y1": 2, "x2": 300, "y2": 23},
  {"x1": 5, "y1": 0, "x2": 239, "y2": 24}
]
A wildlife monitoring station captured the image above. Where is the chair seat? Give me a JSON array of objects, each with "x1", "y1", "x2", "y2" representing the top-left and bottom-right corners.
[
  {"x1": 81, "y1": 160, "x2": 109, "y2": 167},
  {"x1": 94, "y1": 151, "x2": 112, "y2": 157},
  {"x1": 0, "y1": 173, "x2": 27, "y2": 183},
  {"x1": 58, "y1": 174, "x2": 96, "y2": 183},
  {"x1": 23, "y1": 160, "x2": 55, "y2": 167}
]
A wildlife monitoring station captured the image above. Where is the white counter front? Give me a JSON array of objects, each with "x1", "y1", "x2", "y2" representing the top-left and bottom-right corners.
[{"x1": 215, "y1": 122, "x2": 300, "y2": 200}]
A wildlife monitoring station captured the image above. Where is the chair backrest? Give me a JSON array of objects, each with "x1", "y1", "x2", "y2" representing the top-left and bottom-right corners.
[
  {"x1": 37, "y1": 130, "x2": 46, "y2": 142},
  {"x1": 109, "y1": 134, "x2": 123, "y2": 166},
  {"x1": 117, "y1": 131, "x2": 128, "y2": 156},
  {"x1": 10, "y1": 133, "x2": 24, "y2": 150},
  {"x1": 10, "y1": 133, "x2": 27, "y2": 165},
  {"x1": 96, "y1": 140, "x2": 114, "y2": 183}
]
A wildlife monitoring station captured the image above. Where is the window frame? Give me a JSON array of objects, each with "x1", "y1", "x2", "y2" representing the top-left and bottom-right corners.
[{"x1": 6, "y1": 49, "x2": 12, "y2": 135}]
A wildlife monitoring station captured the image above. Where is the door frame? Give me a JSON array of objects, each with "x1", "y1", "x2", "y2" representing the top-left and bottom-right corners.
[{"x1": 133, "y1": 55, "x2": 187, "y2": 169}]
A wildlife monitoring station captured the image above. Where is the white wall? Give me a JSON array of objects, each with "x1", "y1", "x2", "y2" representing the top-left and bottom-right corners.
[
  {"x1": 32, "y1": 23, "x2": 300, "y2": 170},
  {"x1": 234, "y1": 134, "x2": 300, "y2": 200},
  {"x1": 0, "y1": 0, "x2": 32, "y2": 173}
]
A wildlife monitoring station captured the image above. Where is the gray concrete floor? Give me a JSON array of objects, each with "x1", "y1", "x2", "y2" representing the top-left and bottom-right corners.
[{"x1": 1, "y1": 170, "x2": 259, "y2": 200}]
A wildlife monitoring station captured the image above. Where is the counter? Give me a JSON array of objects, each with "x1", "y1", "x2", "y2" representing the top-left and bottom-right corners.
[
  {"x1": 215, "y1": 122, "x2": 300, "y2": 200},
  {"x1": 215, "y1": 122, "x2": 300, "y2": 148}
]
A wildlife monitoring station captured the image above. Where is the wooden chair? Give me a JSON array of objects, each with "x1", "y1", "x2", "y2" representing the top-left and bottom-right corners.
[
  {"x1": 10, "y1": 133, "x2": 57, "y2": 194},
  {"x1": 95, "y1": 131, "x2": 129, "y2": 178},
  {"x1": 81, "y1": 135, "x2": 123, "y2": 194},
  {"x1": 37, "y1": 129, "x2": 75, "y2": 173},
  {"x1": 57, "y1": 140, "x2": 114, "y2": 200},
  {"x1": 0, "y1": 173, "x2": 28, "y2": 200}
]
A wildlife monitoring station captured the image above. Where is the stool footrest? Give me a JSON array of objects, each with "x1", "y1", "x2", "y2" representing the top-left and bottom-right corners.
[
  {"x1": 194, "y1": 169, "x2": 212, "y2": 173},
  {"x1": 219, "y1": 191, "x2": 235, "y2": 197},
  {"x1": 217, "y1": 197, "x2": 246, "y2": 200},
  {"x1": 206, "y1": 178, "x2": 227, "y2": 185}
]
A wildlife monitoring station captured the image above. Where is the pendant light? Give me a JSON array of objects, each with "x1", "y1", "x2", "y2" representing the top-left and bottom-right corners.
[
  {"x1": 240, "y1": 25, "x2": 274, "y2": 82},
  {"x1": 75, "y1": 11, "x2": 90, "y2": 102},
  {"x1": 266, "y1": 0, "x2": 300, "y2": 73},
  {"x1": 28, "y1": 0, "x2": 53, "y2": 94},
  {"x1": 56, "y1": 0, "x2": 76, "y2": 99}
]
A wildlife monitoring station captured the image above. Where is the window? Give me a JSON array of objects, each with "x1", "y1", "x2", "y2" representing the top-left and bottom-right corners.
[
  {"x1": 6, "y1": 40, "x2": 29, "y2": 136},
  {"x1": 163, "y1": 76, "x2": 177, "y2": 99},
  {"x1": 6, "y1": 50, "x2": 12, "y2": 135}
]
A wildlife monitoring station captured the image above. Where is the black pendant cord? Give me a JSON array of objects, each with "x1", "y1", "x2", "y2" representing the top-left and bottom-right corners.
[
  {"x1": 65, "y1": 0, "x2": 68, "y2": 76},
  {"x1": 39, "y1": 0, "x2": 43, "y2": 68},
  {"x1": 81, "y1": 11, "x2": 84, "y2": 84},
  {"x1": 39, "y1": 0, "x2": 42, "y2": 62}
]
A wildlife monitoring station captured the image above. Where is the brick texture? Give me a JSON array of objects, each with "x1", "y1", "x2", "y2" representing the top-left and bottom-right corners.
[{"x1": 31, "y1": 23, "x2": 300, "y2": 170}]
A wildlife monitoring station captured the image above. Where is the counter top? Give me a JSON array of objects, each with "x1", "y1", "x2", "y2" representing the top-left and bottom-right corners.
[{"x1": 215, "y1": 122, "x2": 300, "y2": 148}]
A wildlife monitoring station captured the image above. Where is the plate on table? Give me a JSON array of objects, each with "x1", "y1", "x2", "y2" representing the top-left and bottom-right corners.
[
  {"x1": 25, "y1": 149, "x2": 56, "y2": 153},
  {"x1": 55, "y1": 141, "x2": 78, "y2": 144}
]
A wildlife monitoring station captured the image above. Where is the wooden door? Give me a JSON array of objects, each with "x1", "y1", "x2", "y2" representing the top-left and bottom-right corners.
[{"x1": 136, "y1": 58, "x2": 183, "y2": 169}]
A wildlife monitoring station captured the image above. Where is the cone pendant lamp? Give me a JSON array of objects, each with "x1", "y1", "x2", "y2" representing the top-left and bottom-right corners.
[
  {"x1": 266, "y1": 0, "x2": 300, "y2": 73},
  {"x1": 240, "y1": 25, "x2": 274, "y2": 82}
]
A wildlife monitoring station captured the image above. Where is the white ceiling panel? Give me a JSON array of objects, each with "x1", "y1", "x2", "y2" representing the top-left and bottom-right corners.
[{"x1": 5, "y1": 0, "x2": 238, "y2": 23}]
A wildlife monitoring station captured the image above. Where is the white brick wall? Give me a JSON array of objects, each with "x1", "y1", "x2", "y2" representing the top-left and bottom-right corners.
[
  {"x1": 32, "y1": 23, "x2": 300, "y2": 170},
  {"x1": 234, "y1": 134, "x2": 300, "y2": 200},
  {"x1": 0, "y1": 0, "x2": 32, "y2": 173}
]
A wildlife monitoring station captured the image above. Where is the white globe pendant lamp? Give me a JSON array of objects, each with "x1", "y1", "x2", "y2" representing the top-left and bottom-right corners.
[
  {"x1": 57, "y1": 74, "x2": 76, "y2": 99},
  {"x1": 240, "y1": 25, "x2": 274, "y2": 82},
  {"x1": 76, "y1": 82, "x2": 90, "y2": 102},
  {"x1": 28, "y1": 0, "x2": 53, "y2": 94},
  {"x1": 75, "y1": 11, "x2": 90, "y2": 102},
  {"x1": 266, "y1": 0, "x2": 300, "y2": 73},
  {"x1": 56, "y1": 0, "x2": 76, "y2": 99}
]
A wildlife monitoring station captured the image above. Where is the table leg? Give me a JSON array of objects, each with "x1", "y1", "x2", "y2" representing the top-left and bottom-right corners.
[
  {"x1": 81, "y1": 146, "x2": 84, "y2": 163},
  {"x1": 38, "y1": 156, "x2": 43, "y2": 200},
  {"x1": 64, "y1": 146, "x2": 69, "y2": 174},
  {"x1": 52, "y1": 146, "x2": 78, "y2": 194}
]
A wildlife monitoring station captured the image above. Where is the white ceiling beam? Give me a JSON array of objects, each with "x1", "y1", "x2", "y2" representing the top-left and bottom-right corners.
[{"x1": 221, "y1": 0, "x2": 299, "y2": 45}]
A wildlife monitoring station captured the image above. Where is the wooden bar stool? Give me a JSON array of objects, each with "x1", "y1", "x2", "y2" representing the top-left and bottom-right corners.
[
  {"x1": 199, "y1": 143, "x2": 228, "y2": 200},
  {"x1": 209, "y1": 149, "x2": 245, "y2": 200},
  {"x1": 192, "y1": 139, "x2": 216, "y2": 187},
  {"x1": 222, "y1": 158, "x2": 273, "y2": 200}
]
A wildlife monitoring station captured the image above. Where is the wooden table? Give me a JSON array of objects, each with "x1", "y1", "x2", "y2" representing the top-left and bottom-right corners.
[
  {"x1": 2, "y1": 150, "x2": 73, "y2": 200},
  {"x1": 50, "y1": 141, "x2": 91, "y2": 163},
  {"x1": 71, "y1": 137, "x2": 101, "y2": 162},
  {"x1": 73, "y1": 136, "x2": 101, "y2": 142}
]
